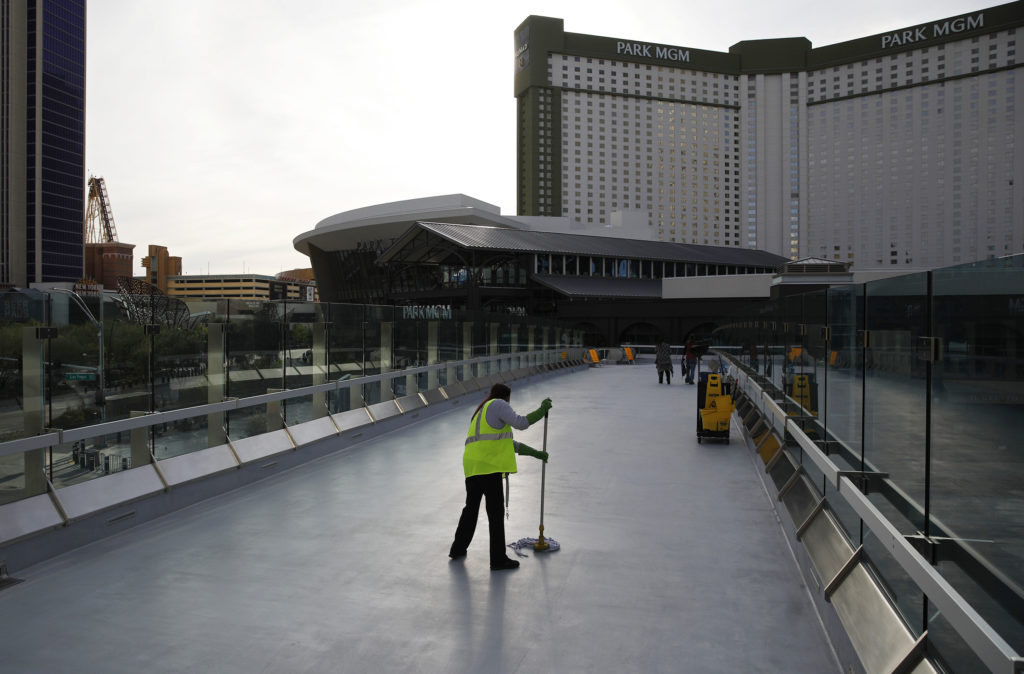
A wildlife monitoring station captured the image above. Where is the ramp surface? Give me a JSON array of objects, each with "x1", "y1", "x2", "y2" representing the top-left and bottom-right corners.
[{"x1": 0, "y1": 365, "x2": 839, "y2": 673}]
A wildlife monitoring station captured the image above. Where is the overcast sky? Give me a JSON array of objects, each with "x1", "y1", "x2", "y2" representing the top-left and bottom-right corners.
[{"x1": 85, "y1": 0, "x2": 998, "y2": 277}]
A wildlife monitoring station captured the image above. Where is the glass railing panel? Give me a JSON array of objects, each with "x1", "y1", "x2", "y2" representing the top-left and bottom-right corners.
[
  {"x1": 824, "y1": 285, "x2": 863, "y2": 460},
  {"x1": 47, "y1": 439, "x2": 99, "y2": 489},
  {"x1": 226, "y1": 301, "x2": 283, "y2": 399},
  {"x1": 0, "y1": 292, "x2": 48, "y2": 443},
  {"x1": 394, "y1": 312, "x2": 429, "y2": 371},
  {"x1": 283, "y1": 302, "x2": 318, "y2": 396},
  {"x1": 795, "y1": 290, "x2": 826, "y2": 428},
  {"x1": 860, "y1": 511, "x2": 925, "y2": 635},
  {"x1": 326, "y1": 303, "x2": 368, "y2": 381},
  {"x1": 103, "y1": 319, "x2": 152, "y2": 422},
  {"x1": 863, "y1": 272, "x2": 929, "y2": 533},
  {"x1": 153, "y1": 322, "x2": 211, "y2": 418},
  {"x1": 283, "y1": 393, "x2": 317, "y2": 428},
  {"x1": 930, "y1": 258, "x2": 1024, "y2": 653},
  {"x1": 50, "y1": 420, "x2": 142, "y2": 489},
  {"x1": 154, "y1": 414, "x2": 210, "y2": 459},
  {"x1": 0, "y1": 453, "x2": 29, "y2": 505},
  {"x1": 822, "y1": 471, "x2": 860, "y2": 547},
  {"x1": 927, "y1": 611, "x2": 989, "y2": 674}
]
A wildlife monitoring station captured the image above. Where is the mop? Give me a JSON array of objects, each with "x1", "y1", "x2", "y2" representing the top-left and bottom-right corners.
[{"x1": 508, "y1": 412, "x2": 560, "y2": 557}]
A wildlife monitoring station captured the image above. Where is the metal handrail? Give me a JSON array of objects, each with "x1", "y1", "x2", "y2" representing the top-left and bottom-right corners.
[
  {"x1": 721, "y1": 350, "x2": 1023, "y2": 673},
  {"x1": 0, "y1": 349, "x2": 567, "y2": 459}
]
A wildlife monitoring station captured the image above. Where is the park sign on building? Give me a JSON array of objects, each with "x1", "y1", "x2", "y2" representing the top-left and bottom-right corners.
[{"x1": 402, "y1": 305, "x2": 453, "y2": 320}]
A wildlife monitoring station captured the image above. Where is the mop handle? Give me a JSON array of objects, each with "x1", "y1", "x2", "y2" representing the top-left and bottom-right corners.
[{"x1": 539, "y1": 412, "x2": 548, "y2": 528}]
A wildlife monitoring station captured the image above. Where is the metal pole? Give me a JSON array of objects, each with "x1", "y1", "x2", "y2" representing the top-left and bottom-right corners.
[{"x1": 534, "y1": 413, "x2": 550, "y2": 551}]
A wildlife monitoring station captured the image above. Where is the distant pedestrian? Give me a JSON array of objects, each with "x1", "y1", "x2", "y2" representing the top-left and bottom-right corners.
[
  {"x1": 655, "y1": 339, "x2": 674, "y2": 385},
  {"x1": 685, "y1": 339, "x2": 698, "y2": 384}
]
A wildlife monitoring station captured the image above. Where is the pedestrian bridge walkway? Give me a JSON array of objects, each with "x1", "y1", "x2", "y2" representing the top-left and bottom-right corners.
[{"x1": 0, "y1": 363, "x2": 841, "y2": 673}]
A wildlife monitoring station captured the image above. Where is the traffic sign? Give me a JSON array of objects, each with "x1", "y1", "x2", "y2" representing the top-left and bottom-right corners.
[{"x1": 65, "y1": 372, "x2": 96, "y2": 381}]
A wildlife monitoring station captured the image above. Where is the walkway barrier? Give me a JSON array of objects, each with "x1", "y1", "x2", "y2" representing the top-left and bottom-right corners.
[
  {"x1": 721, "y1": 350, "x2": 1023, "y2": 674},
  {"x1": 583, "y1": 347, "x2": 637, "y2": 366},
  {"x1": 0, "y1": 349, "x2": 588, "y2": 572}
]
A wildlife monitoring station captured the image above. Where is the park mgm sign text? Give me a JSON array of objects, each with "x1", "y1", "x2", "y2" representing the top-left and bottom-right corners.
[
  {"x1": 880, "y1": 11, "x2": 984, "y2": 48},
  {"x1": 516, "y1": 8, "x2": 994, "y2": 74}
]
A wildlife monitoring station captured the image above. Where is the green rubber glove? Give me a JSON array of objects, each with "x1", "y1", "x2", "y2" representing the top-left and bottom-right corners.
[
  {"x1": 526, "y1": 398, "x2": 553, "y2": 425},
  {"x1": 515, "y1": 442, "x2": 549, "y2": 463}
]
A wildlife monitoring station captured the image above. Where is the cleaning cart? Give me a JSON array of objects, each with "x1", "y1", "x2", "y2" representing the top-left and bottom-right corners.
[{"x1": 696, "y1": 370, "x2": 733, "y2": 444}]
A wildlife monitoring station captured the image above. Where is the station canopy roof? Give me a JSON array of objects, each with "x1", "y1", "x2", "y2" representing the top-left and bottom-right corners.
[
  {"x1": 378, "y1": 222, "x2": 789, "y2": 268},
  {"x1": 532, "y1": 274, "x2": 663, "y2": 298}
]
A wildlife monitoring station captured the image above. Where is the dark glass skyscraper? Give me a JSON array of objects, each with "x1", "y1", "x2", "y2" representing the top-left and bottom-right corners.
[{"x1": 1, "y1": 0, "x2": 85, "y2": 287}]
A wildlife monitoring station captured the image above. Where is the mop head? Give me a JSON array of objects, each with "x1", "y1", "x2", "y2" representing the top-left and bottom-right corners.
[{"x1": 508, "y1": 537, "x2": 561, "y2": 557}]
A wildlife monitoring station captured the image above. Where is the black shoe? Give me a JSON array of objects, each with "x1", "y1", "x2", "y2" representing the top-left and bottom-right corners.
[
  {"x1": 449, "y1": 547, "x2": 466, "y2": 559},
  {"x1": 490, "y1": 557, "x2": 520, "y2": 571}
]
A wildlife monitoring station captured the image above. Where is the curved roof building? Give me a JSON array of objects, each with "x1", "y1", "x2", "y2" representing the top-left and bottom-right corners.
[{"x1": 293, "y1": 194, "x2": 786, "y2": 309}]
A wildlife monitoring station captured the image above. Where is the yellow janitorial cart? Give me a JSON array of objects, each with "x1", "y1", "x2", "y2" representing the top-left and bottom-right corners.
[{"x1": 697, "y1": 371, "x2": 734, "y2": 444}]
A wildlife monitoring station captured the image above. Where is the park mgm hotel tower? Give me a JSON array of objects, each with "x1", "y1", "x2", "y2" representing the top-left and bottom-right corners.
[{"x1": 515, "y1": 2, "x2": 1024, "y2": 270}]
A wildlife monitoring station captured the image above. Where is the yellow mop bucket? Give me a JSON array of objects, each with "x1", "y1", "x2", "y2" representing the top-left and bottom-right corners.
[{"x1": 700, "y1": 393, "x2": 734, "y2": 432}]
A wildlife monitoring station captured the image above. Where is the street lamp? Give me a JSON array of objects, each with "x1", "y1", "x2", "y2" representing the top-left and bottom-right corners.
[{"x1": 48, "y1": 287, "x2": 105, "y2": 422}]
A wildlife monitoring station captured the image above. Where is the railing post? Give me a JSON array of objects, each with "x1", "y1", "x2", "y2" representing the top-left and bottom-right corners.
[
  {"x1": 427, "y1": 321, "x2": 439, "y2": 390},
  {"x1": 266, "y1": 389, "x2": 284, "y2": 432},
  {"x1": 511, "y1": 322, "x2": 520, "y2": 369},
  {"x1": 312, "y1": 322, "x2": 328, "y2": 418},
  {"x1": 131, "y1": 410, "x2": 151, "y2": 465},
  {"x1": 380, "y1": 321, "x2": 394, "y2": 400},
  {"x1": 207, "y1": 323, "x2": 227, "y2": 446},
  {"x1": 462, "y1": 321, "x2": 473, "y2": 381},
  {"x1": 21, "y1": 327, "x2": 46, "y2": 496},
  {"x1": 489, "y1": 322, "x2": 500, "y2": 374}
]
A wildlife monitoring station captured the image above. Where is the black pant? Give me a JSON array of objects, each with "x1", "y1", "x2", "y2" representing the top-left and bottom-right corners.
[{"x1": 452, "y1": 472, "x2": 506, "y2": 562}]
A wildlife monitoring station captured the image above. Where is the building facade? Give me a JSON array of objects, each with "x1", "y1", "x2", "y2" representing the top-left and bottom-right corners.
[
  {"x1": 166, "y1": 274, "x2": 316, "y2": 302},
  {"x1": 140, "y1": 244, "x2": 182, "y2": 293},
  {"x1": 1, "y1": 0, "x2": 87, "y2": 287},
  {"x1": 515, "y1": 2, "x2": 1024, "y2": 269},
  {"x1": 84, "y1": 241, "x2": 134, "y2": 289}
]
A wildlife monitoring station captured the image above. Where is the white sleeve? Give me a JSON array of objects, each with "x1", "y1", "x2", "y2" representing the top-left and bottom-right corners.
[{"x1": 485, "y1": 398, "x2": 530, "y2": 431}]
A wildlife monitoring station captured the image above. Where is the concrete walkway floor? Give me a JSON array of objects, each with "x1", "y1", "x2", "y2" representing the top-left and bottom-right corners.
[{"x1": 0, "y1": 363, "x2": 840, "y2": 673}]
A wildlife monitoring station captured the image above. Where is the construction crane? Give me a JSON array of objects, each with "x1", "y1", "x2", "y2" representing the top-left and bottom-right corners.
[{"x1": 84, "y1": 175, "x2": 119, "y2": 244}]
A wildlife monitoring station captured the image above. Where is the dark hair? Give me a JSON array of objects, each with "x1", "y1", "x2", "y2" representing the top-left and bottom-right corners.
[{"x1": 472, "y1": 383, "x2": 511, "y2": 419}]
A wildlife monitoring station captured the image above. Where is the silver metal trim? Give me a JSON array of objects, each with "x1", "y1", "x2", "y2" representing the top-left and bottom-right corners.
[
  {"x1": 149, "y1": 452, "x2": 170, "y2": 491},
  {"x1": 0, "y1": 431, "x2": 62, "y2": 459},
  {"x1": 795, "y1": 499, "x2": 826, "y2": 540},
  {"x1": 890, "y1": 632, "x2": 928, "y2": 674},
  {"x1": 823, "y1": 545, "x2": 863, "y2": 600},
  {"x1": 726, "y1": 350, "x2": 1021, "y2": 673},
  {"x1": 777, "y1": 466, "x2": 805, "y2": 501},
  {"x1": 785, "y1": 417, "x2": 838, "y2": 485}
]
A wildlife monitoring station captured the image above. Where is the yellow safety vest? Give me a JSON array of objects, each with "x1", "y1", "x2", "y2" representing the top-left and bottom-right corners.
[{"x1": 463, "y1": 399, "x2": 518, "y2": 477}]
